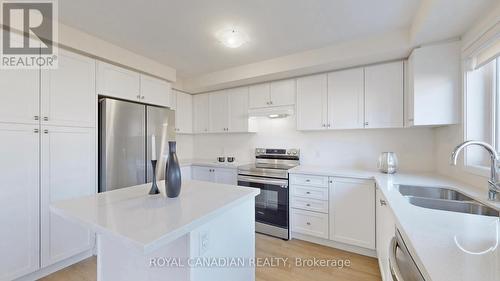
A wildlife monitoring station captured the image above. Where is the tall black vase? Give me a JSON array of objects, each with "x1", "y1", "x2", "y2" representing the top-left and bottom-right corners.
[{"x1": 165, "y1": 141, "x2": 181, "y2": 198}]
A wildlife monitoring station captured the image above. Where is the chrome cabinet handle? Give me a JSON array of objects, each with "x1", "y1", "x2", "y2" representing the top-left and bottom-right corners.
[
  {"x1": 43, "y1": 117, "x2": 48, "y2": 121},
  {"x1": 389, "y1": 237, "x2": 405, "y2": 281},
  {"x1": 306, "y1": 203, "x2": 311, "y2": 207},
  {"x1": 306, "y1": 222, "x2": 311, "y2": 226},
  {"x1": 43, "y1": 129, "x2": 48, "y2": 134},
  {"x1": 305, "y1": 179, "x2": 311, "y2": 182},
  {"x1": 34, "y1": 129, "x2": 39, "y2": 133},
  {"x1": 34, "y1": 116, "x2": 39, "y2": 120},
  {"x1": 364, "y1": 122, "x2": 369, "y2": 126},
  {"x1": 306, "y1": 191, "x2": 311, "y2": 194},
  {"x1": 380, "y1": 199, "x2": 387, "y2": 206},
  {"x1": 136, "y1": 95, "x2": 141, "y2": 99},
  {"x1": 141, "y1": 96, "x2": 145, "y2": 100},
  {"x1": 269, "y1": 101, "x2": 273, "y2": 105}
]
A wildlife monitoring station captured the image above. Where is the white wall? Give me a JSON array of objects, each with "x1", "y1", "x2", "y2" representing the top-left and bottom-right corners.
[
  {"x1": 192, "y1": 116, "x2": 435, "y2": 172},
  {"x1": 176, "y1": 134, "x2": 194, "y2": 160}
]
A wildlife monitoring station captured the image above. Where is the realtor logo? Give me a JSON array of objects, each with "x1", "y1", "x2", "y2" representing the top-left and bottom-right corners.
[{"x1": 1, "y1": 0, "x2": 58, "y2": 69}]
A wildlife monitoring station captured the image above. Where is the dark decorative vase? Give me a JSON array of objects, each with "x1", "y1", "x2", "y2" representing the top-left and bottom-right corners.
[{"x1": 165, "y1": 141, "x2": 181, "y2": 198}]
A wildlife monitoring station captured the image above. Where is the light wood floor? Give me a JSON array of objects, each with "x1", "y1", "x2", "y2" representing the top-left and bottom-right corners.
[{"x1": 41, "y1": 234, "x2": 381, "y2": 281}]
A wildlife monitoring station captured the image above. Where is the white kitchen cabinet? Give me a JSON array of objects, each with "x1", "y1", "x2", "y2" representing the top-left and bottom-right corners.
[
  {"x1": 329, "y1": 177, "x2": 375, "y2": 249},
  {"x1": 193, "y1": 94, "x2": 210, "y2": 133},
  {"x1": 41, "y1": 50, "x2": 96, "y2": 128},
  {"x1": 140, "y1": 75, "x2": 171, "y2": 107},
  {"x1": 291, "y1": 209, "x2": 329, "y2": 239},
  {"x1": 376, "y1": 188, "x2": 396, "y2": 281},
  {"x1": 327, "y1": 68, "x2": 364, "y2": 129},
  {"x1": 364, "y1": 61, "x2": 404, "y2": 128},
  {"x1": 0, "y1": 68, "x2": 39, "y2": 125},
  {"x1": 248, "y1": 83, "x2": 271, "y2": 108},
  {"x1": 40, "y1": 126, "x2": 95, "y2": 267},
  {"x1": 209, "y1": 90, "x2": 229, "y2": 133},
  {"x1": 270, "y1": 79, "x2": 296, "y2": 106},
  {"x1": 249, "y1": 79, "x2": 295, "y2": 108},
  {"x1": 296, "y1": 74, "x2": 328, "y2": 130},
  {"x1": 228, "y1": 87, "x2": 252, "y2": 132},
  {"x1": 97, "y1": 61, "x2": 141, "y2": 101},
  {"x1": 191, "y1": 166, "x2": 237, "y2": 185},
  {"x1": 406, "y1": 41, "x2": 460, "y2": 127},
  {"x1": 0, "y1": 124, "x2": 40, "y2": 281},
  {"x1": 174, "y1": 91, "x2": 193, "y2": 134}
]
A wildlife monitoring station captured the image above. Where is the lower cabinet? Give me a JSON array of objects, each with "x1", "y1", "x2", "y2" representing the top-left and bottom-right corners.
[
  {"x1": 0, "y1": 124, "x2": 40, "y2": 281},
  {"x1": 330, "y1": 177, "x2": 375, "y2": 250},
  {"x1": 180, "y1": 165, "x2": 192, "y2": 180},
  {"x1": 191, "y1": 165, "x2": 237, "y2": 185},
  {"x1": 376, "y1": 188, "x2": 396, "y2": 281},
  {"x1": 40, "y1": 126, "x2": 95, "y2": 267},
  {"x1": 290, "y1": 174, "x2": 376, "y2": 252}
]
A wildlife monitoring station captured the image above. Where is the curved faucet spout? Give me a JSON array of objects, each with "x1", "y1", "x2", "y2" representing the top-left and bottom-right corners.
[
  {"x1": 451, "y1": 140, "x2": 499, "y2": 166},
  {"x1": 450, "y1": 140, "x2": 500, "y2": 201}
]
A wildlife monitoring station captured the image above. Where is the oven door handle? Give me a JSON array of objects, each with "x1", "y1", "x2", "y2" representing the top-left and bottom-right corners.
[{"x1": 237, "y1": 175, "x2": 288, "y2": 188}]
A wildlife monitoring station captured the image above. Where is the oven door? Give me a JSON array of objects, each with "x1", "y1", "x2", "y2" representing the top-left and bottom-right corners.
[{"x1": 237, "y1": 175, "x2": 289, "y2": 229}]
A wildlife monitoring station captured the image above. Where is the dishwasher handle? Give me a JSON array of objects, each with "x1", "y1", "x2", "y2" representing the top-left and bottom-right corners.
[{"x1": 389, "y1": 236, "x2": 405, "y2": 281}]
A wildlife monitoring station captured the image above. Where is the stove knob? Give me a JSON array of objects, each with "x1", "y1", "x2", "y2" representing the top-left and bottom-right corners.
[
  {"x1": 292, "y1": 151, "x2": 297, "y2": 155},
  {"x1": 287, "y1": 152, "x2": 291, "y2": 155}
]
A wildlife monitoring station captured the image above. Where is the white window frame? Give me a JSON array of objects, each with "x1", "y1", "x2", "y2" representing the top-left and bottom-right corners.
[{"x1": 462, "y1": 57, "x2": 499, "y2": 178}]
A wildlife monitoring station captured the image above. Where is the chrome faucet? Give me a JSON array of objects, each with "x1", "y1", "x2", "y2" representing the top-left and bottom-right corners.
[{"x1": 451, "y1": 140, "x2": 500, "y2": 201}]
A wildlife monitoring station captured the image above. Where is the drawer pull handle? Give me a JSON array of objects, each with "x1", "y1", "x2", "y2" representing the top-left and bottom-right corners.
[
  {"x1": 306, "y1": 204, "x2": 311, "y2": 207},
  {"x1": 306, "y1": 191, "x2": 311, "y2": 194},
  {"x1": 306, "y1": 222, "x2": 311, "y2": 226},
  {"x1": 305, "y1": 179, "x2": 311, "y2": 182},
  {"x1": 380, "y1": 199, "x2": 387, "y2": 206}
]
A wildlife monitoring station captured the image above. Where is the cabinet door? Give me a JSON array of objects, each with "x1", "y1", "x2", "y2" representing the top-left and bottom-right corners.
[
  {"x1": 41, "y1": 126, "x2": 95, "y2": 267},
  {"x1": 0, "y1": 68, "x2": 39, "y2": 125},
  {"x1": 193, "y1": 94, "x2": 210, "y2": 133},
  {"x1": 228, "y1": 87, "x2": 249, "y2": 132},
  {"x1": 248, "y1": 83, "x2": 270, "y2": 108},
  {"x1": 364, "y1": 61, "x2": 404, "y2": 128},
  {"x1": 296, "y1": 74, "x2": 328, "y2": 130},
  {"x1": 270, "y1": 79, "x2": 295, "y2": 106},
  {"x1": 180, "y1": 166, "x2": 192, "y2": 180},
  {"x1": 214, "y1": 168, "x2": 237, "y2": 185},
  {"x1": 175, "y1": 91, "x2": 193, "y2": 134},
  {"x1": 0, "y1": 124, "x2": 40, "y2": 280},
  {"x1": 192, "y1": 166, "x2": 214, "y2": 182},
  {"x1": 97, "y1": 61, "x2": 140, "y2": 101},
  {"x1": 327, "y1": 68, "x2": 364, "y2": 129},
  {"x1": 209, "y1": 91, "x2": 229, "y2": 133},
  {"x1": 140, "y1": 75, "x2": 171, "y2": 107},
  {"x1": 41, "y1": 50, "x2": 96, "y2": 128},
  {"x1": 376, "y1": 188, "x2": 396, "y2": 281},
  {"x1": 329, "y1": 177, "x2": 375, "y2": 249}
]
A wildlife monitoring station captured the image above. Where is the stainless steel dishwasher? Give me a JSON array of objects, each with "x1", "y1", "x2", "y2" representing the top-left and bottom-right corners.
[{"x1": 389, "y1": 229, "x2": 426, "y2": 281}]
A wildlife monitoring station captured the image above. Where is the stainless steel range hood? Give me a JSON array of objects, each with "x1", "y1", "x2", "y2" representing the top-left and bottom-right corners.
[{"x1": 248, "y1": 105, "x2": 294, "y2": 118}]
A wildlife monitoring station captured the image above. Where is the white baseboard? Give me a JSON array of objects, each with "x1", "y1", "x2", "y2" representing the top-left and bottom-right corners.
[
  {"x1": 291, "y1": 232, "x2": 378, "y2": 258},
  {"x1": 13, "y1": 250, "x2": 94, "y2": 281}
]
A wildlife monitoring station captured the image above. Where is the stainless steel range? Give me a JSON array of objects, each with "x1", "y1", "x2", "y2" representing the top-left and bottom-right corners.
[{"x1": 237, "y1": 148, "x2": 300, "y2": 240}]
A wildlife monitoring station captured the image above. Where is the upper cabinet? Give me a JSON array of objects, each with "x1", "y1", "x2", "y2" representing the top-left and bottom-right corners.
[
  {"x1": 173, "y1": 90, "x2": 193, "y2": 134},
  {"x1": 364, "y1": 61, "x2": 404, "y2": 129},
  {"x1": 406, "y1": 41, "x2": 460, "y2": 127},
  {"x1": 41, "y1": 50, "x2": 96, "y2": 128},
  {"x1": 140, "y1": 75, "x2": 171, "y2": 108},
  {"x1": 296, "y1": 74, "x2": 328, "y2": 130},
  {"x1": 193, "y1": 94, "x2": 210, "y2": 133},
  {"x1": 249, "y1": 79, "x2": 296, "y2": 108},
  {"x1": 327, "y1": 68, "x2": 364, "y2": 129},
  {"x1": 97, "y1": 61, "x2": 140, "y2": 101},
  {"x1": 97, "y1": 62, "x2": 171, "y2": 108},
  {"x1": 205, "y1": 87, "x2": 254, "y2": 133},
  {"x1": 0, "y1": 68, "x2": 39, "y2": 125}
]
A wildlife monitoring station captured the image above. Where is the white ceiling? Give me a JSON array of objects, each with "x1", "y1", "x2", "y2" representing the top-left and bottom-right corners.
[{"x1": 59, "y1": 0, "x2": 421, "y2": 78}]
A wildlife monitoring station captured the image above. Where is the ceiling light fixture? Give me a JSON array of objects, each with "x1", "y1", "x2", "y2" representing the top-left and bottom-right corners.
[{"x1": 216, "y1": 28, "x2": 248, "y2": 48}]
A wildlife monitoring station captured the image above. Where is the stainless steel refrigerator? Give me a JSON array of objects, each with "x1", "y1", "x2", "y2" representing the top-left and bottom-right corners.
[{"x1": 99, "y1": 98, "x2": 175, "y2": 192}]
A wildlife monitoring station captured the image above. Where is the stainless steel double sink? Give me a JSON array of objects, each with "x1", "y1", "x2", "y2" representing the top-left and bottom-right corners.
[{"x1": 397, "y1": 185, "x2": 499, "y2": 217}]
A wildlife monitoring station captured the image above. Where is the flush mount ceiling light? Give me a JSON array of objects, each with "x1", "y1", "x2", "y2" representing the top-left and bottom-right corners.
[{"x1": 215, "y1": 28, "x2": 248, "y2": 48}]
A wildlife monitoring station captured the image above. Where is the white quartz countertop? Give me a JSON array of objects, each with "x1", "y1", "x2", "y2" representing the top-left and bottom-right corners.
[
  {"x1": 51, "y1": 180, "x2": 260, "y2": 254},
  {"x1": 289, "y1": 165, "x2": 500, "y2": 281},
  {"x1": 179, "y1": 159, "x2": 250, "y2": 168}
]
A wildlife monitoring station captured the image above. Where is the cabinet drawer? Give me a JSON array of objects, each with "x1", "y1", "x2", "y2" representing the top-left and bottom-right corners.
[
  {"x1": 292, "y1": 185, "x2": 329, "y2": 201},
  {"x1": 291, "y1": 197, "x2": 328, "y2": 213},
  {"x1": 291, "y1": 209, "x2": 329, "y2": 239},
  {"x1": 290, "y1": 174, "x2": 329, "y2": 188}
]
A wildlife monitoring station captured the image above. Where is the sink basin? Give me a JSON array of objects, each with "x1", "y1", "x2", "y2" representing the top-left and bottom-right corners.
[
  {"x1": 398, "y1": 185, "x2": 474, "y2": 201},
  {"x1": 406, "y1": 196, "x2": 499, "y2": 217},
  {"x1": 397, "y1": 185, "x2": 499, "y2": 217}
]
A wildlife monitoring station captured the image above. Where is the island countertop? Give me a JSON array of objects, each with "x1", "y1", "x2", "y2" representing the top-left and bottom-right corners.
[{"x1": 51, "y1": 180, "x2": 260, "y2": 254}]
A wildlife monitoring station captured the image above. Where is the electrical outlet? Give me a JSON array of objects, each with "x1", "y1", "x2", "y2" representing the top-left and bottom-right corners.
[{"x1": 199, "y1": 230, "x2": 209, "y2": 255}]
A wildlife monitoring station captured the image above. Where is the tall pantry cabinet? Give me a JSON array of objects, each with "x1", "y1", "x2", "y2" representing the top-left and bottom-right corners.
[{"x1": 0, "y1": 49, "x2": 96, "y2": 280}]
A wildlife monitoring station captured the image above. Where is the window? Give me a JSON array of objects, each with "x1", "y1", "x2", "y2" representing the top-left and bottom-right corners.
[{"x1": 464, "y1": 46, "x2": 499, "y2": 174}]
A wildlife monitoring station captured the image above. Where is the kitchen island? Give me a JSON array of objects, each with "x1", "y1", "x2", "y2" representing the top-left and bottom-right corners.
[{"x1": 51, "y1": 180, "x2": 260, "y2": 281}]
